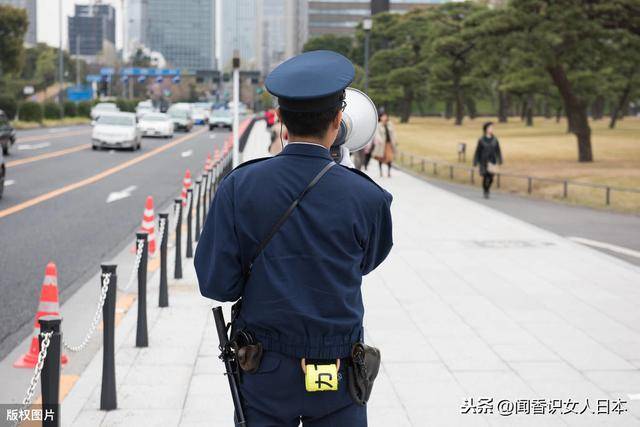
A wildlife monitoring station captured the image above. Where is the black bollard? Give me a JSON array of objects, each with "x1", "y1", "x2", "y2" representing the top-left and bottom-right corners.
[
  {"x1": 186, "y1": 188, "x2": 194, "y2": 258},
  {"x1": 39, "y1": 315, "x2": 61, "y2": 427},
  {"x1": 195, "y1": 179, "x2": 202, "y2": 241},
  {"x1": 202, "y1": 172, "x2": 209, "y2": 222},
  {"x1": 174, "y1": 198, "x2": 183, "y2": 279},
  {"x1": 136, "y1": 232, "x2": 149, "y2": 347},
  {"x1": 158, "y1": 213, "x2": 169, "y2": 307},
  {"x1": 100, "y1": 264, "x2": 117, "y2": 410}
]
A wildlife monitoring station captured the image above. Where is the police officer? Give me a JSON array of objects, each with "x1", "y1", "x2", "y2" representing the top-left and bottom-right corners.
[{"x1": 195, "y1": 50, "x2": 393, "y2": 426}]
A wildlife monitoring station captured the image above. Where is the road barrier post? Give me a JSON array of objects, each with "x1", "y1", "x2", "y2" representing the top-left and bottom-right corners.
[
  {"x1": 158, "y1": 213, "x2": 169, "y2": 308},
  {"x1": 528, "y1": 177, "x2": 533, "y2": 194},
  {"x1": 186, "y1": 188, "x2": 194, "y2": 258},
  {"x1": 136, "y1": 232, "x2": 149, "y2": 347},
  {"x1": 174, "y1": 199, "x2": 183, "y2": 279},
  {"x1": 563, "y1": 181, "x2": 568, "y2": 199},
  {"x1": 100, "y1": 264, "x2": 117, "y2": 410},
  {"x1": 470, "y1": 169, "x2": 475, "y2": 185},
  {"x1": 39, "y1": 315, "x2": 61, "y2": 427},
  {"x1": 195, "y1": 179, "x2": 202, "y2": 241},
  {"x1": 433, "y1": 163, "x2": 438, "y2": 176},
  {"x1": 496, "y1": 173, "x2": 501, "y2": 189},
  {"x1": 606, "y1": 187, "x2": 611, "y2": 205},
  {"x1": 449, "y1": 165, "x2": 454, "y2": 180}
]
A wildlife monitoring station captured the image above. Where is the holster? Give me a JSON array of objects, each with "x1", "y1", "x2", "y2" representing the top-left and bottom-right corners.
[
  {"x1": 229, "y1": 303, "x2": 263, "y2": 374},
  {"x1": 347, "y1": 342, "x2": 381, "y2": 406}
]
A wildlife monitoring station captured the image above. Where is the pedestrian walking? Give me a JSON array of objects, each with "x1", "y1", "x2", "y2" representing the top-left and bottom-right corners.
[
  {"x1": 473, "y1": 121, "x2": 503, "y2": 199},
  {"x1": 371, "y1": 111, "x2": 397, "y2": 177},
  {"x1": 195, "y1": 50, "x2": 393, "y2": 427}
]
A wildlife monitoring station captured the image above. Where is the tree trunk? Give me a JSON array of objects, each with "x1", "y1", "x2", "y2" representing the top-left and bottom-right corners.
[
  {"x1": 520, "y1": 96, "x2": 526, "y2": 121},
  {"x1": 547, "y1": 64, "x2": 593, "y2": 162},
  {"x1": 525, "y1": 94, "x2": 534, "y2": 127},
  {"x1": 399, "y1": 88, "x2": 413, "y2": 123},
  {"x1": 453, "y1": 75, "x2": 464, "y2": 126},
  {"x1": 555, "y1": 106, "x2": 562, "y2": 123},
  {"x1": 610, "y1": 84, "x2": 632, "y2": 129},
  {"x1": 498, "y1": 91, "x2": 508, "y2": 123},
  {"x1": 466, "y1": 98, "x2": 477, "y2": 119},
  {"x1": 543, "y1": 97, "x2": 551, "y2": 119},
  {"x1": 591, "y1": 95, "x2": 605, "y2": 120},
  {"x1": 444, "y1": 100, "x2": 452, "y2": 119}
]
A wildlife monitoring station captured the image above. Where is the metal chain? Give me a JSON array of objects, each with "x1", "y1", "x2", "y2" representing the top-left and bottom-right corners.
[
  {"x1": 118, "y1": 240, "x2": 144, "y2": 292},
  {"x1": 63, "y1": 273, "x2": 111, "y2": 352},
  {"x1": 184, "y1": 191, "x2": 192, "y2": 220},
  {"x1": 19, "y1": 331, "x2": 52, "y2": 410},
  {"x1": 155, "y1": 217, "x2": 166, "y2": 254}
]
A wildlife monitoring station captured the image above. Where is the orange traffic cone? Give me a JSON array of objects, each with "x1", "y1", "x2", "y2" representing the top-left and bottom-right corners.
[
  {"x1": 181, "y1": 169, "x2": 192, "y2": 206},
  {"x1": 214, "y1": 147, "x2": 221, "y2": 162},
  {"x1": 14, "y1": 262, "x2": 68, "y2": 368},
  {"x1": 205, "y1": 153, "x2": 212, "y2": 171},
  {"x1": 140, "y1": 196, "x2": 156, "y2": 256}
]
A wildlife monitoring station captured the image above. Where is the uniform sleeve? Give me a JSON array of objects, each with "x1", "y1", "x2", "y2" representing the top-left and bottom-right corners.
[
  {"x1": 194, "y1": 181, "x2": 244, "y2": 302},
  {"x1": 361, "y1": 190, "x2": 394, "y2": 275}
]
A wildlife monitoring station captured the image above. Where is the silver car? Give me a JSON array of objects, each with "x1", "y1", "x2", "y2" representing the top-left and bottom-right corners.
[{"x1": 92, "y1": 112, "x2": 142, "y2": 150}]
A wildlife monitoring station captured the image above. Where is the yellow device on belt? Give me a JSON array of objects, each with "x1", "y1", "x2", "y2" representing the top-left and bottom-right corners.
[{"x1": 301, "y1": 359, "x2": 340, "y2": 392}]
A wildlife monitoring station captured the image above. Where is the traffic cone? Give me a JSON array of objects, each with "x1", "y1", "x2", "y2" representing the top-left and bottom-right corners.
[
  {"x1": 140, "y1": 196, "x2": 156, "y2": 256},
  {"x1": 214, "y1": 147, "x2": 221, "y2": 163},
  {"x1": 205, "y1": 153, "x2": 212, "y2": 171},
  {"x1": 181, "y1": 169, "x2": 192, "y2": 206},
  {"x1": 14, "y1": 262, "x2": 68, "y2": 368}
]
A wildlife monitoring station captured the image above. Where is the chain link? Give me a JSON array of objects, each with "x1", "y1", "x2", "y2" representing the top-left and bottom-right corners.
[
  {"x1": 18, "y1": 331, "x2": 52, "y2": 413},
  {"x1": 118, "y1": 239, "x2": 144, "y2": 292},
  {"x1": 155, "y1": 217, "x2": 166, "y2": 253},
  {"x1": 63, "y1": 273, "x2": 111, "y2": 352}
]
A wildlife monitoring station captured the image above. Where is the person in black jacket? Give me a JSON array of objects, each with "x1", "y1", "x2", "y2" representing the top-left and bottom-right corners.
[{"x1": 473, "y1": 122, "x2": 503, "y2": 199}]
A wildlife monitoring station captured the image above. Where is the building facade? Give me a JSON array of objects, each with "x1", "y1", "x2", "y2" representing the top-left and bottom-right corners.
[
  {"x1": 68, "y1": 4, "x2": 116, "y2": 60},
  {"x1": 146, "y1": 0, "x2": 216, "y2": 71},
  {"x1": 308, "y1": 0, "x2": 441, "y2": 37},
  {"x1": 0, "y1": 0, "x2": 36, "y2": 45},
  {"x1": 125, "y1": 0, "x2": 148, "y2": 59},
  {"x1": 220, "y1": 0, "x2": 259, "y2": 71}
]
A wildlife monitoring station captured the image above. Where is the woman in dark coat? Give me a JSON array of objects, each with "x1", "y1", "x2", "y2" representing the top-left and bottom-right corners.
[{"x1": 473, "y1": 122, "x2": 503, "y2": 199}]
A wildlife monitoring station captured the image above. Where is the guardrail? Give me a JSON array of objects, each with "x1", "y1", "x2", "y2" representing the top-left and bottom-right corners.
[
  {"x1": 10, "y1": 119, "x2": 249, "y2": 425},
  {"x1": 396, "y1": 151, "x2": 640, "y2": 210}
]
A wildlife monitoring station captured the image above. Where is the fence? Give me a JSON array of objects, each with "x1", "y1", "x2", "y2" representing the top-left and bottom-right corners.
[
  {"x1": 10, "y1": 118, "x2": 247, "y2": 426},
  {"x1": 396, "y1": 151, "x2": 640, "y2": 212}
]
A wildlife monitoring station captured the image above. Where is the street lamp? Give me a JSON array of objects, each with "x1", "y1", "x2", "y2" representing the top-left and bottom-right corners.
[
  {"x1": 363, "y1": 18, "x2": 372, "y2": 94},
  {"x1": 232, "y1": 49, "x2": 240, "y2": 168}
]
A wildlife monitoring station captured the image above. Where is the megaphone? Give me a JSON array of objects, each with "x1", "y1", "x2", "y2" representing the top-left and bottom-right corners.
[{"x1": 331, "y1": 88, "x2": 378, "y2": 163}]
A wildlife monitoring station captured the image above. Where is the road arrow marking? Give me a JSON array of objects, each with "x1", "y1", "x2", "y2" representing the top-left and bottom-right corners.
[
  {"x1": 106, "y1": 185, "x2": 137, "y2": 203},
  {"x1": 181, "y1": 149, "x2": 193, "y2": 158},
  {"x1": 17, "y1": 142, "x2": 51, "y2": 151},
  {"x1": 5, "y1": 180, "x2": 15, "y2": 186}
]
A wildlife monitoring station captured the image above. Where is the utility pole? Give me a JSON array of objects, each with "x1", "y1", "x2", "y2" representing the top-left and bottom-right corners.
[
  {"x1": 76, "y1": 36, "x2": 80, "y2": 87},
  {"x1": 58, "y1": 0, "x2": 65, "y2": 117},
  {"x1": 363, "y1": 18, "x2": 372, "y2": 94},
  {"x1": 232, "y1": 49, "x2": 240, "y2": 168}
]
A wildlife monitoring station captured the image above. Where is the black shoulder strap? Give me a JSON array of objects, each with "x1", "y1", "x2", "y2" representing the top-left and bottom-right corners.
[{"x1": 244, "y1": 161, "x2": 336, "y2": 278}]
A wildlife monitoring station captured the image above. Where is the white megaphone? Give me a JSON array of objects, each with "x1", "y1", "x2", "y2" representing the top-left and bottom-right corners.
[{"x1": 330, "y1": 88, "x2": 378, "y2": 162}]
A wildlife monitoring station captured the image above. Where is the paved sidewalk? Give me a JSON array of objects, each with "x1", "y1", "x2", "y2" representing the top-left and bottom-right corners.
[{"x1": 61, "y1": 135, "x2": 640, "y2": 426}]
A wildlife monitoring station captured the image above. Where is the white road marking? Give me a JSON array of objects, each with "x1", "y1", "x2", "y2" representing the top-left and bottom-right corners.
[
  {"x1": 181, "y1": 149, "x2": 193, "y2": 158},
  {"x1": 106, "y1": 185, "x2": 137, "y2": 203},
  {"x1": 568, "y1": 236, "x2": 640, "y2": 259},
  {"x1": 48, "y1": 127, "x2": 70, "y2": 133},
  {"x1": 5, "y1": 180, "x2": 15, "y2": 186},
  {"x1": 17, "y1": 142, "x2": 51, "y2": 150}
]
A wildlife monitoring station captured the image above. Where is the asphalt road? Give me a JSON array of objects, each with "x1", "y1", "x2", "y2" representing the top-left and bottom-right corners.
[
  {"x1": 398, "y1": 166, "x2": 640, "y2": 266},
  {"x1": 0, "y1": 124, "x2": 230, "y2": 360}
]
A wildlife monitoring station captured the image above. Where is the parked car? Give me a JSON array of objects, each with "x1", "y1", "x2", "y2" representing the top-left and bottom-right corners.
[
  {"x1": 209, "y1": 109, "x2": 233, "y2": 130},
  {"x1": 0, "y1": 148, "x2": 5, "y2": 199},
  {"x1": 0, "y1": 110, "x2": 16, "y2": 155},
  {"x1": 138, "y1": 113, "x2": 174, "y2": 138},
  {"x1": 167, "y1": 104, "x2": 194, "y2": 132},
  {"x1": 90, "y1": 102, "x2": 119, "y2": 120},
  {"x1": 91, "y1": 112, "x2": 141, "y2": 150}
]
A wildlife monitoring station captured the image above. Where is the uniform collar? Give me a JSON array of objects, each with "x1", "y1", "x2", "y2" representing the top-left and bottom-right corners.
[{"x1": 279, "y1": 141, "x2": 333, "y2": 160}]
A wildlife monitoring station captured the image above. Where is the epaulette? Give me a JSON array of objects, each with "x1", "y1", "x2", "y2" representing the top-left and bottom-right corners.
[{"x1": 340, "y1": 165, "x2": 386, "y2": 192}]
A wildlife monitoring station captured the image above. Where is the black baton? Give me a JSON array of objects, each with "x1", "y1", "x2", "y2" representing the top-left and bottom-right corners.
[{"x1": 213, "y1": 306, "x2": 247, "y2": 426}]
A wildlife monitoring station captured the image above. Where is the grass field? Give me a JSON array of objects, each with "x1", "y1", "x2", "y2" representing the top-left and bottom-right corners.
[{"x1": 394, "y1": 116, "x2": 640, "y2": 213}]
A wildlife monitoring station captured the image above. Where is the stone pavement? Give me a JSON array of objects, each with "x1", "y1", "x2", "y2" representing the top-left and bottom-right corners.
[{"x1": 60, "y1": 133, "x2": 640, "y2": 426}]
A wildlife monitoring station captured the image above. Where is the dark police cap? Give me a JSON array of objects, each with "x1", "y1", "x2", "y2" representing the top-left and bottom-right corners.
[{"x1": 265, "y1": 50, "x2": 355, "y2": 113}]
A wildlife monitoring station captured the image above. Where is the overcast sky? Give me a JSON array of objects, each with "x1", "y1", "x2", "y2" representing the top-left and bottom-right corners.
[{"x1": 36, "y1": 0, "x2": 124, "y2": 49}]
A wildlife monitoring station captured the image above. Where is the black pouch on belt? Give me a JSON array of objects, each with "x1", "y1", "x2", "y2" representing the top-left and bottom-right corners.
[
  {"x1": 231, "y1": 329, "x2": 263, "y2": 374},
  {"x1": 347, "y1": 342, "x2": 381, "y2": 406}
]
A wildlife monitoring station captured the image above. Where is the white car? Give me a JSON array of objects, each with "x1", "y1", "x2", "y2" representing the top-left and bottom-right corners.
[
  {"x1": 135, "y1": 104, "x2": 155, "y2": 119},
  {"x1": 167, "y1": 104, "x2": 194, "y2": 132},
  {"x1": 209, "y1": 109, "x2": 233, "y2": 130},
  {"x1": 90, "y1": 102, "x2": 119, "y2": 120},
  {"x1": 138, "y1": 113, "x2": 174, "y2": 138},
  {"x1": 92, "y1": 112, "x2": 142, "y2": 150}
]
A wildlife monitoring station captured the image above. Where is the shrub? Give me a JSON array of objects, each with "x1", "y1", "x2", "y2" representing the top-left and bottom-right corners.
[
  {"x1": 0, "y1": 96, "x2": 18, "y2": 120},
  {"x1": 77, "y1": 101, "x2": 92, "y2": 117},
  {"x1": 116, "y1": 98, "x2": 137, "y2": 112},
  {"x1": 43, "y1": 102, "x2": 62, "y2": 119},
  {"x1": 18, "y1": 101, "x2": 43, "y2": 122},
  {"x1": 63, "y1": 101, "x2": 77, "y2": 117}
]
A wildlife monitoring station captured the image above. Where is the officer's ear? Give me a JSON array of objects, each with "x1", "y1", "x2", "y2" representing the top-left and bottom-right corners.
[{"x1": 332, "y1": 109, "x2": 343, "y2": 130}]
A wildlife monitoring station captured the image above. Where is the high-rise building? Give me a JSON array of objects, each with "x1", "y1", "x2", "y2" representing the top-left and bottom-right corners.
[
  {"x1": 308, "y1": 0, "x2": 441, "y2": 37},
  {"x1": 125, "y1": 0, "x2": 148, "y2": 59},
  {"x1": 0, "y1": 0, "x2": 37, "y2": 45},
  {"x1": 220, "y1": 0, "x2": 259, "y2": 71},
  {"x1": 146, "y1": 0, "x2": 216, "y2": 71},
  {"x1": 257, "y1": 0, "x2": 307, "y2": 75},
  {"x1": 68, "y1": 4, "x2": 116, "y2": 61}
]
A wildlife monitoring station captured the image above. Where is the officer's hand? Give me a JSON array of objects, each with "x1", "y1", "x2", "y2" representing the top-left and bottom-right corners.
[{"x1": 339, "y1": 146, "x2": 354, "y2": 168}]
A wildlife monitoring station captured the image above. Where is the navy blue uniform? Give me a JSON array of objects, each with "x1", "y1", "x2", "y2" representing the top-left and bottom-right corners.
[{"x1": 195, "y1": 143, "x2": 393, "y2": 425}]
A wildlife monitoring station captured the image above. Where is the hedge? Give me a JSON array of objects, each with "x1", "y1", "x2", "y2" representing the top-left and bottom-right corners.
[
  {"x1": 78, "y1": 101, "x2": 92, "y2": 117},
  {"x1": 43, "y1": 102, "x2": 62, "y2": 120},
  {"x1": 18, "y1": 102, "x2": 43, "y2": 122},
  {"x1": 63, "y1": 101, "x2": 77, "y2": 117},
  {"x1": 0, "y1": 96, "x2": 18, "y2": 120}
]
